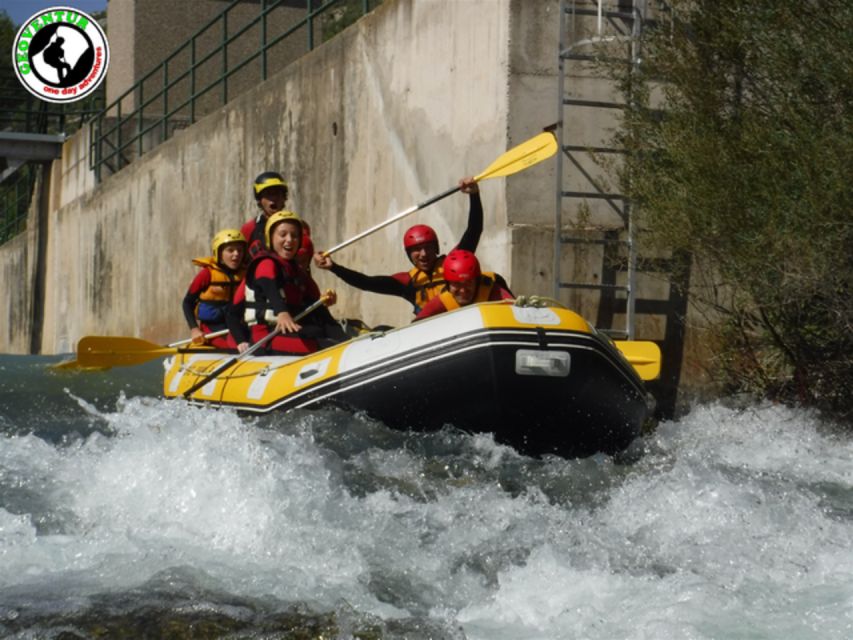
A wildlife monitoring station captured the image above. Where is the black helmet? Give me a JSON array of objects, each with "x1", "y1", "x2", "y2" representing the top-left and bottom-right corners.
[{"x1": 253, "y1": 171, "x2": 288, "y2": 200}]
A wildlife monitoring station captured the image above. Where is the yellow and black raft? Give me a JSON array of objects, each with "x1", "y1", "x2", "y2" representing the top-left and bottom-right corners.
[{"x1": 163, "y1": 298, "x2": 661, "y2": 459}]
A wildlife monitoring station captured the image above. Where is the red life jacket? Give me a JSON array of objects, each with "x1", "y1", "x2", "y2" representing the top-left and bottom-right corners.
[{"x1": 243, "y1": 252, "x2": 317, "y2": 354}]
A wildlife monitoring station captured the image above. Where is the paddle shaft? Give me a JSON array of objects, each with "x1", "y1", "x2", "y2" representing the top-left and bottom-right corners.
[
  {"x1": 323, "y1": 185, "x2": 460, "y2": 257},
  {"x1": 181, "y1": 296, "x2": 328, "y2": 398},
  {"x1": 322, "y1": 131, "x2": 557, "y2": 257},
  {"x1": 168, "y1": 327, "x2": 230, "y2": 348}
]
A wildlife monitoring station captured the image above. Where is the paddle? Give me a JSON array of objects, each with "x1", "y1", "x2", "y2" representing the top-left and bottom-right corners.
[
  {"x1": 53, "y1": 327, "x2": 234, "y2": 371},
  {"x1": 180, "y1": 293, "x2": 332, "y2": 399},
  {"x1": 613, "y1": 340, "x2": 662, "y2": 381},
  {"x1": 322, "y1": 131, "x2": 558, "y2": 257}
]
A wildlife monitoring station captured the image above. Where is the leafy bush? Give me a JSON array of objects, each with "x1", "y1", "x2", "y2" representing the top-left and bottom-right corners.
[{"x1": 608, "y1": 0, "x2": 853, "y2": 421}]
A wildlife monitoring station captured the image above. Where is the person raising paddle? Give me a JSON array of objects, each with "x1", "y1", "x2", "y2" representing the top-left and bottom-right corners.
[{"x1": 313, "y1": 177, "x2": 482, "y2": 315}]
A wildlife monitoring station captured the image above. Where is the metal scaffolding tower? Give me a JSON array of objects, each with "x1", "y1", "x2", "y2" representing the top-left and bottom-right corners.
[{"x1": 554, "y1": 0, "x2": 648, "y2": 339}]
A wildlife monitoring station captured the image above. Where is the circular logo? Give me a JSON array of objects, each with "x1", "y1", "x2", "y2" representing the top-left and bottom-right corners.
[{"x1": 12, "y1": 7, "x2": 110, "y2": 104}]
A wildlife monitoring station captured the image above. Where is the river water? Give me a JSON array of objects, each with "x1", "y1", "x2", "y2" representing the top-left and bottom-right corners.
[{"x1": 1, "y1": 353, "x2": 851, "y2": 639}]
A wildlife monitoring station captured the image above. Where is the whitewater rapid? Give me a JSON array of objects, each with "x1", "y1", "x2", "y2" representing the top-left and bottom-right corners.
[{"x1": 1, "y1": 355, "x2": 851, "y2": 638}]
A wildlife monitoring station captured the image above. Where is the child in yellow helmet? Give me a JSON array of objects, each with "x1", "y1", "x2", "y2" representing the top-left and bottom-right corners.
[{"x1": 182, "y1": 229, "x2": 247, "y2": 349}]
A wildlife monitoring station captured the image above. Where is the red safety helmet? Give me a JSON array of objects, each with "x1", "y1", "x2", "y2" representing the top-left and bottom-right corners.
[
  {"x1": 403, "y1": 224, "x2": 438, "y2": 251},
  {"x1": 443, "y1": 249, "x2": 481, "y2": 283}
]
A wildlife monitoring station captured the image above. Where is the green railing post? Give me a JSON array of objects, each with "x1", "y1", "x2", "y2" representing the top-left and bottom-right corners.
[
  {"x1": 137, "y1": 80, "x2": 144, "y2": 159},
  {"x1": 191, "y1": 38, "x2": 197, "y2": 124},
  {"x1": 222, "y1": 12, "x2": 229, "y2": 105},
  {"x1": 261, "y1": 0, "x2": 268, "y2": 81},
  {"x1": 163, "y1": 59, "x2": 169, "y2": 143},
  {"x1": 94, "y1": 115, "x2": 102, "y2": 182},
  {"x1": 308, "y1": 0, "x2": 314, "y2": 50}
]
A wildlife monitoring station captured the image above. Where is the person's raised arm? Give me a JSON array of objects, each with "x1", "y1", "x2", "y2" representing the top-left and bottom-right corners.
[
  {"x1": 314, "y1": 253, "x2": 414, "y2": 303},
  {"x1": 455, "y1": 177, "x2": 482, "y2": 252}
]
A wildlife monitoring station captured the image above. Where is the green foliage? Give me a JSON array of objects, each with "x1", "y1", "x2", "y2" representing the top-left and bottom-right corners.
[{"x1": 610, "y1": 0, "x2": 853, "y2": 421}]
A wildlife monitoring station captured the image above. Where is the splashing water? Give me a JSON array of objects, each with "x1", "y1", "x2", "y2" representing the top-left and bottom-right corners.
[{"x1": 1, "y1": 355, "x2": 852, "y2": 638}]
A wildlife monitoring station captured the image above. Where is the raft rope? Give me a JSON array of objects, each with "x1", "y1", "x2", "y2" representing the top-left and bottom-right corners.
[
  {"x1": 513, "y1": 295, "x2": 568, "y2": 309},
  {"x1": 179, "y1": 359, "x2": 285, "y2": 380}
]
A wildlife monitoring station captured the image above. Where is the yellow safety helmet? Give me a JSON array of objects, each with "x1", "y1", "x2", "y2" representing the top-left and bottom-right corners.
[
  {"x1": 265, "y1": 211, "x2": 304, "y2": 248},
  {"x1": 211, "y1": 229, "x2": 246, "y2": 258},
  {"x1": 253, "y1": 171, "x2": 288, "y2": 199}
]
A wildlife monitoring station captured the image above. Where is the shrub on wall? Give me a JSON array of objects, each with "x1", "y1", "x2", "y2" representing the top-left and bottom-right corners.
[{"x1": 606, "y1": 0, "x2": 853, "y2": 421}]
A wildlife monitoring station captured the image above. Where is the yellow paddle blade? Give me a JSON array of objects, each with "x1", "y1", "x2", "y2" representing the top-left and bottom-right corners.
[
  {"x1": 613, "y1": 340, "x2": 662, "y2": 381},
  {"x1": 67, "y1": 336, "x2": 181, "y2": 370},
  {"x1": 474, "y1": 132, "x2": 558, "y2": 182}
]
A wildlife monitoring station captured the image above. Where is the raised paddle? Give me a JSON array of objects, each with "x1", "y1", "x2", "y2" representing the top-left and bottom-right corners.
[
  {"x1": 53, "y1": 327, "x2": 235, "y2": 371},
  {"x1": 322, "y1": 131, "x2": 558, "y2": 257},
  {"x1": 180, "y1": 293, "x2": 333, "y2": 399}
]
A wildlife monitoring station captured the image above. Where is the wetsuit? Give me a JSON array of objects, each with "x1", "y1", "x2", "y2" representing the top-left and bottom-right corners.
[
  {"x1": 329, "y1": 192, "x2": 483, "y2": 314},
  {"x1": 227, "y1": 253, "x2": 345, "y2": 354}
]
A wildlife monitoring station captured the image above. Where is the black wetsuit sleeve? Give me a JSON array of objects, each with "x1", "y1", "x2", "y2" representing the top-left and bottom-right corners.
[
  {"x1": 494, "y1": 273, "x2": 513, "y2": 297},
  {"x1": 226, "y1": 303, "x2": 251, "y2": 344},
  {"x1": 455, "y1": 192, "x2": 483, "y2": 252},
  {"x1": 254, "y1": 277, "x2": 290, "y2": 314},
  {"x1": 330, "y1": 263, "x2": 415, "y2": 304},
  {"x1": 182, "y1": 291, "x2": 200, "y2": 329}
]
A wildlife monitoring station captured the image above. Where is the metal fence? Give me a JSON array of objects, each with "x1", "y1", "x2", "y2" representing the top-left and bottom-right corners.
[
  {"x1": 0, "y1": 165, "x2": 37, "y2": 244},
  {"x1": 90, "y1": 0, "x2": 381, "y2": 182},
  {"x1": 0, "y1": 74, "x2": 104, "y2": 246}
]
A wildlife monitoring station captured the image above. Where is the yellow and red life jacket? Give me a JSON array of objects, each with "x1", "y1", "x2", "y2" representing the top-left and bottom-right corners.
[
  {"x1": 191, "y1": 256, "x2": 245, "y2": 323},
  {"x1": 407, "y1": 256, "x2": 447, "y2": 313},
  {"x1": 437, "y1": 272, "x2": 498, "y2": 312}
]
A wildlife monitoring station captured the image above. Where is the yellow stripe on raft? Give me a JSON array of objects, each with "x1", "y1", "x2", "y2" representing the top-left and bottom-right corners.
[
  {"x1": 169, "y1": 343, "x2": 350, "y2": 405},
  {"x1": 477, "y1": 300, "x2": 593, "y2": 332}
]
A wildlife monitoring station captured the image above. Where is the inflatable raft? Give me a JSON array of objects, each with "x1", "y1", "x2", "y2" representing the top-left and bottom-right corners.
[{"x1": 163, "y1": 299, "x2": 660, "y2": 458}]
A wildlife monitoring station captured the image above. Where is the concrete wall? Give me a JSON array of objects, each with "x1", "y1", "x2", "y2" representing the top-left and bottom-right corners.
[
  {"x1": 0, "y1": 224, "x2": 35, "y2": 353},
  {"x1": 1, "y1": 0, "x2": 693, "y2": 390},
  {"x1": 2, "y1": 0, "x2": 536, "y2": 354}
]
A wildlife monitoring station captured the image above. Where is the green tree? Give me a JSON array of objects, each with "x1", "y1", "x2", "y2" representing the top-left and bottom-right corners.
[{"x1": 610, "y1": 0, "x2": 853, "y2": 420}]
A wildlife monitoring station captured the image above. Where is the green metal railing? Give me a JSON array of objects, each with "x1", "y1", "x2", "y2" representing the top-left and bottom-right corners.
[
  {"x1": 0, "y1": 165, "x2": 37, "y2": 244},
  {"x1": 0, "y1": 78, "x2": 105, "y2": 137},
  {"x1": 0, "y1": 76, "x2": 104, "y2": 245},
  {"x1": 89, "y1": 0, "x2": 380, "y2": 182}
]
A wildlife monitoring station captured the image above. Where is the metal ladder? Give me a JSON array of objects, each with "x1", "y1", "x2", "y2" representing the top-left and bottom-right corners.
[{"x1": 553, "y1": 0, "x2": 647, "y2": 339}]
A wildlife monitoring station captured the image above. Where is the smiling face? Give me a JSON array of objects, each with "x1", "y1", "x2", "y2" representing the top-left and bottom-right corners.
[
  {"x1": 257, "y1": 186, "x2": 287, "y2": 218},
  {"x1": 270, "y1": 220, "x2": 302, "y2": 260},
  {"x1": 448, "y1": 278, "x2": 478, "y2": 306},
  {"x1": 407, "y1": 242, "x2": 439, "y2": 273}
]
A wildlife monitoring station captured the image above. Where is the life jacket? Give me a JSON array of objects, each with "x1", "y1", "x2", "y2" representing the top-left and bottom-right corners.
[
  {"x1": 407, "y1": 256, "x2": 446, "y2": 313},
  {"x1": 242, "y1": 252, "x2": 318, "y2": 354},
  {"x1": 437, "y1": 273, "x2": 498, "y2": 312},
  {"x1": 243, "y1": 252, "x2": 308, "y2": 324},
  {"x1": 191, "y1": 257, "x2": 245, "y2": 324}
]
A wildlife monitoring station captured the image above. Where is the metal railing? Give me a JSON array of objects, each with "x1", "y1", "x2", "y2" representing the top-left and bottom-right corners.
[
  {"x1": 0, "y1": 78, "x2": 105, "y2": 138},
  {"x1": 0, "y1": 77, "x2": 103, "y2": 246},
  {"x1": 0, "y1": 165, "x2": 37, "y2": 244},
  {"x1": 89, "y1": 0, "x2": 380, "y2": 182}
]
